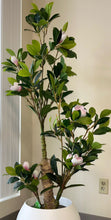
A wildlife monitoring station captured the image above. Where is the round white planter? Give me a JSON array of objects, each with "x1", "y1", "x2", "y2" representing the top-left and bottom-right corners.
[{"x1": 17, "y1": 197, "x2": 80, "y2": 220}]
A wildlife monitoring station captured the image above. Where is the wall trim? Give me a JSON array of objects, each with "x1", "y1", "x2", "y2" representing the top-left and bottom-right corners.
[
  {"x1": 1, "y1": 211, "x2": 111, "y2": 220},
  {"x1": 80, "y1": 213, "x2": 111, "y2": 220}
]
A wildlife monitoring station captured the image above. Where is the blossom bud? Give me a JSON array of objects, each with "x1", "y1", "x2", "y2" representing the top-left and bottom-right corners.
[
  {"x1": 66, "y1": 154, "x2": 72, "y2": 160},
  {"x1": 10, "y1": 82, "x2": 22, "y2": 92},
  {"x1": 33, "y1": 170, "x2": 39, "y2": 179},
  {"x1": 72, "y1": 105, "x2": 87, "y2": 117},
  {"x1": 23, "y1": 161, "x2": 30, "y2": 171},
  {"x1": 71, "y1": 154, "x2": 83, "y2": 166},
  {"x1": 11, "y1": 56, "x2": 18, "y2": 66},
  {"x1": 59, "y1": 32, "x2": 67, "y2": 44}
]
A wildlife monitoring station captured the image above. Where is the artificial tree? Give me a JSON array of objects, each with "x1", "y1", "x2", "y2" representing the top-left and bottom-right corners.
[{"x1": 3, "y1": 2, "x2": 111, "y2": 209}]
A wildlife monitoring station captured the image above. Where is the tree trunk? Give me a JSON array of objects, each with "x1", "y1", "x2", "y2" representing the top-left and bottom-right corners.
[{"x1": 41, "y1": 159, "x2": 56, "y2": 209}]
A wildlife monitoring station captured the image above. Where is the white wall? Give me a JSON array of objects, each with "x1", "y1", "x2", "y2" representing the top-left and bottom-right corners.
[{"x1": 32, "y1": 0, "x2": 111, "y2": 218}]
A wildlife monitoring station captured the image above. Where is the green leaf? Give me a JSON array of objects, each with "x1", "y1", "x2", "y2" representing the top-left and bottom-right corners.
[
  {"x1": 88, "y1": 132, "x2": 94, "y2": 145},
  {"x1": 15, "y1": 165, "x2": 23, "y2": 176},
  {"x1": 57, "y1": 82, "x2": 65, "y2": 96},
  {"x1": 41, "y1": 105, "x2": 57, "y2": 117},
  {"x1": 40, "y1": 185, "x2": 57, "y2": 195},
  {"x1": 62, "y1": 149, "x2": 68, "y2": 161},
  {"x1": 92, "y1": 142, "x2": 103, "y2": 149},
  {"x1": 49, "y1": 13, "x2": 60, "y2": 22},
  {"x1": 61, "y1": 37, "x2": 76, "y2": 49},
  {"x1": 76, "y1": 117, "x2": 92, "y2": 125},
  {"x1": 58, "y1": 48, "x2": 77, "y2": 58},
  {"x1": 8, "y1": 77, "x2": 17, "y2": 85},
  {"x1": 89, "y1": 107, "x2": 96, "y2": 118},
  {"x1": 30, "y1": 164, "x2": 38, "y2": 174},
  {"x1": 25, "y1": 14, "x2": 35, "y2": 26},
  {"x1": 27, "y1": 40, "x2": 40, "y2": 56},
  {"x1": 8, "y1": 177, "x2": 19, "y2": 184},
  {"x1": 50, "y1": 155, "x2": 58, "y2": 175},
  {"x1": 94, "y1": 127, "x2": 111, "y2": 135},
  {"x1": 31, "y1": 3, "x2": 39, "y2": 11},
  {"x1": 40, "y1": 43, "x2": 47, "y2": 56},
  {"x1": 65, "y1": 184, "x2": 84, "y2": 189},
  {"x1": 47, "y1": 55, "x2": 55, "y2": 65},
  {"x1": 22, "y1": 51, "x2": 28, "y2": 60},
  {"x1": 18, "y1": 69, "x2": 31, "y2": 77},
  {"x1": 6, "y1": 167, "x2": 16, "y2": 176},
  {"x1": 48, "y1": 72, "x2": 55, "y2": 90},
  {"x1": 17, "y1": 48, "x2": 23, "y2": 60},
  {"x1": 6, "y1": 48, "x2": 16, "y2": 56},
  {"x1": 72, "y1": 110, "x2": 80, "y2": 120},
  {"x1": 34, "y1": 59, "x2": 42, "y2": 71},
  {"x1": 19, "y1": 62, "x2": 29, "y2": 71},
  {"x1": 97, "y1": 117, "x2": 109, "y2": 125},
  {"x1": 66, "y1": 66, "x2": 76, "y2": 76},
  {"x1": 14, "y1": 181, "x2": 24, "y2": 190},
  {"x1": 62, "y1": 22, "x2": 68, "y2": 32},
  {"x1": 84, "y1": 156, "x2": 97, "y2": 162},
  {"x1": 38, "y1": 19, "x2": 48, "y2": 26},
  {"x1": 100, "y1": 109, "x2": 111, "y2": 118},
  {"x1": 45, "y1": 2, "x2": 53, "y2": 18},
  {"x1": 53, "y1": 27, "x2": 60, "y2": 43},
  {"x1": 41, "y1": 105, "x2": 51, "y2": 117}
]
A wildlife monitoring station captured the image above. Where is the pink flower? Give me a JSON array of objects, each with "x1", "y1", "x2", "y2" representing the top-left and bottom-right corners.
[
  {"x1": 23, "y1": 161, "x2": 30, "y2": 171},
  {"x1": 10, "y1": 82, "x2": 22, "y2": 92},
  {"x1": 32, "y1": 170, "x2": 39, "y2": 179},
  {"x1": 11, "y1": 56, "x2": 18, "y2": 66},
  {"x1": 72, "y1": 105, "x2": 87, "y2": 117},
  {"x1": 66, "y1": 154, "x2": 72, "y2": 160},
  {"x1": 71, "y1": 154, "x2": 83, "y2": 166},
  {"x1": 59, "y1": 32, "x2": 67, "y2": 44}
]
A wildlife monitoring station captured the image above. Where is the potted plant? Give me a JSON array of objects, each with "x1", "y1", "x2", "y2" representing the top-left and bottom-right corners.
[{"x1": 2, "y1": 2, "x2": 111, "y2": 220}]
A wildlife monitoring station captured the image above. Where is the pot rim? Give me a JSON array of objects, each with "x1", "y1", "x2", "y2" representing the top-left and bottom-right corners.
[{"x1": 24, "y1": 196, "x2": 73, "y2": 211}]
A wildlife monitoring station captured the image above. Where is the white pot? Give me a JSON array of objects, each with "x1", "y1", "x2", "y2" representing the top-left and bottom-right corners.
[{"x1": 17, "y1": 197, "x2": 80, "y2": 220}]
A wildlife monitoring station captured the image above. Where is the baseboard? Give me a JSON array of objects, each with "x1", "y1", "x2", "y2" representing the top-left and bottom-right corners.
[
  {"x1": 1, "y1": 211, "x2": 111, "y2": 220},
  {"x1": 0, "y1": 211, "x2": 18, "y2": 220},
  {"x1": 80, "y1": 213, "x2": 111, "y2": 220}
]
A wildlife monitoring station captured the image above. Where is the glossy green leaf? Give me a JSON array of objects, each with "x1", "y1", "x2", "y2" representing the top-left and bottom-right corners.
[
  {"x1": 94, "y1": 127, "x2": 111, "y2": 135},
  {"x1": 40, "y1": 185, "x2": 57, "y2": 195},
  {"x1": 65, "y1": 184, "x2": 84, "y2": 189},
  {"x1": 100, "y1": 109, "x2": 111, "y2": 118},
  {"x1": 62, "y1": 22, "x2": 68, "y2": 32},
  {"x1": 6, "y1": 167, "x2": 16, "y2": 176},
  {"x1": 92, "y1": 142, "x2": 103, "y2": 149},
  {"x1": 88, "y1": 132, "x2": 94, "y2": 145},
  {"x1": 49, "y1": 13, "x2": 60, "y2": 22},
  {"x1": 34, "y1": 59, "x2": 42, "y2": 71},
  {"x1": 72, "y1": 110, "x2": 80, "y2": 120},
  {"x1": 53, "y1": 27, "x2": 60, "y2": 43},
  {"x1": 18, "y1": 69, "x2": 31, "y2": 77},
  {"x1": 19, "y1": 62, "x2": 29, "y2": 71},
  {"x1": 47, "y1": 54, "x2": 55, "y2": 65},
  {"x1": 8, "y1": 77, "x2": 17, "y2": 85},
  {"x1": 6, "y1": 49, "x2": 16, "y2": 56},
  {"x1": 8, "y1": 177, "x2": 19, "y2": 184},
  {"x1": 31, "y1": 3, "x2": 39, "y2": 11},
  {"x1": 89, "y1": 107, "x2": 96, "y2": 118},
  {"x1": 76, "y1": 117, "x2": 92, "y2": 125},
  {"x1": 45, "y1": 2, "x2": 53, "y2": 18},
  {"x1": 57, "y1": 82, "x2": 65, "y2": 96},
  {"x1": 61, "y1": 37, "x2": 76, "y2": 49},
  {"x1": 15, "y1": 165, "x2": 23, "y2": 176},
  {"x1": 14, "y1": 181, "x2": 24, "y2": 190},
  {"x1": 97, "y1": 117, "x2": 109, "y2": 125},
  {"x1": 50, "y1": 155, "x2": 58, "y2": 175},
  {"x1": 22, "y1": 51, "x2": 28, "y2": 60}
]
